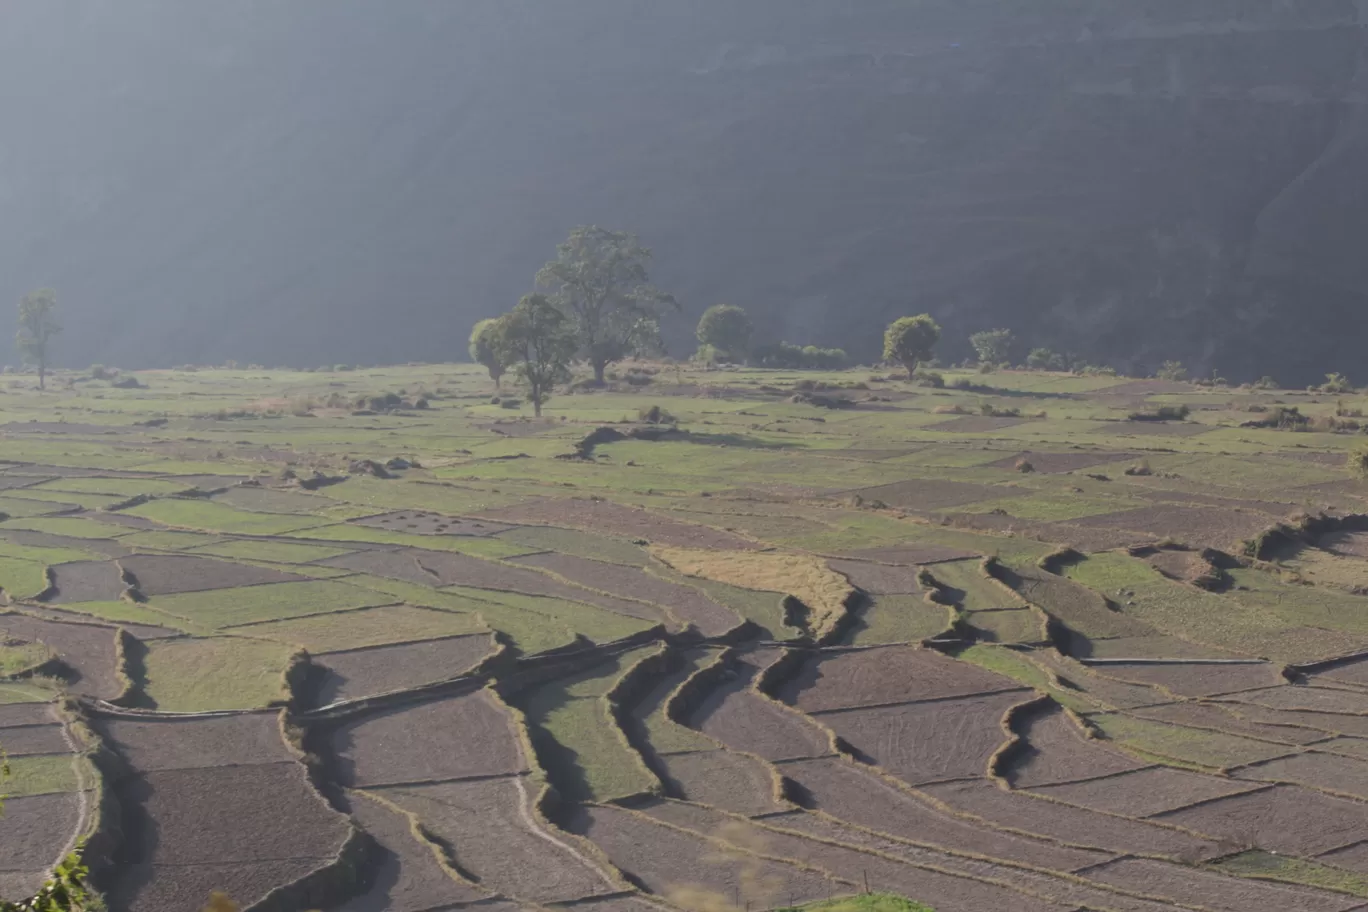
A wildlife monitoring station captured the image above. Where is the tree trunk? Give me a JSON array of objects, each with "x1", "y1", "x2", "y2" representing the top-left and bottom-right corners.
[
  {"x1": 592, "y1": 359, "x2": 607, "y2": 384},
  {"x1": 38, "y1": 356, "x2": 45, "y2": 390},
  {"x1": 532, "y1": 383, "x2": 542, "y2": 417}
]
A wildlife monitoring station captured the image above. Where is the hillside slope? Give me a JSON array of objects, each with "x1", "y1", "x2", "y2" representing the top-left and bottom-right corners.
[{"x1": 3, "y1": 1, "x2": 1367, "y2": 381}]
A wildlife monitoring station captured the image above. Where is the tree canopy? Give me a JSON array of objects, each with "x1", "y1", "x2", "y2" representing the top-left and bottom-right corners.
[
  {"x1": 695, "y1": 304, "x2": 753, "y2": 362},
  {"x1": 16, "y1": 288, "x2": 61, "y2": 389},
  {"x1": 535, "y1": 226, "x2": 676, "y2": 382},
  {"x1": 469, "y1": 317, "x2": 510, "y2": 387},
  {"x1": 883, "y1": 314, "x2": 940, "y2": 374},
  {"x1": 969, "y1": 328, "x2": 1013, "y2": 365},
  {"x1": 492, "y1": 293, "x2": 577, "y2": 416}
]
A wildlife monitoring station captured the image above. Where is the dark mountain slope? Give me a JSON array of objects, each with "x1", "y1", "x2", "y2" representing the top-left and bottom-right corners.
[{"x1": 3, "y1": 1, "x2": 1367, "y2": 381}]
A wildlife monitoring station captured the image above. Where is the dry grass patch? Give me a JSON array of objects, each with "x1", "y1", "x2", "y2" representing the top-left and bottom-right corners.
[{"x1": 651, "y1": 546, "x2": 852, "y2": 639}]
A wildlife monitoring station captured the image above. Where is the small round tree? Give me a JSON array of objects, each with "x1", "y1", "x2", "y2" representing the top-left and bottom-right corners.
[
  {"x1": 695, "y1": 304, "x2": 753, "y2": 362},
  {"x1": 469, "y1": 317, "x2": 509, "y2": 388},
  {"x1": 883, "y1": 314, "x2": 940, "y2": 375}
]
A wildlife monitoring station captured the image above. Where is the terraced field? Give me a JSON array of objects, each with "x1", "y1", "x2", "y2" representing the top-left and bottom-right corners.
[{"x1": 2, "y1": 362, "x2": 1368, "y2": 911}]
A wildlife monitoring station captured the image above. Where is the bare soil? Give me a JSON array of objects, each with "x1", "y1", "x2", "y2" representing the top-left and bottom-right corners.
[
  {"x1": 0, "y1": 792, "x2": 84, "y2": 875},
  {"x1": 1234, "y1": 751, "x2": 1368, "y2": 799},
  {"x1": 566, "y1": 804, "x2": 837, "y2": 907},
  {"x1": 634, "y1": 800, "x2": 1072, "y2": 912},
  {"x1": 1084, "y1": 857, "x2": 1359, "y2": 912},
  {"x1": 0, "y1": 702, "x2": 55, "y2": 727},
  {"x1": 318, "y1": 549, "x2": 439, "y2": 587},
  {"x1": 846, "y1": 478, "x2": 1000, "y2": 512},
  {"x1": 821, "y1": 691, "x2": 1027, "y2": 785},
  {"x1": 658, "y1": 749, "x2": 788, "y2": 816},
  {"x1": 119, "y1": 553, "x2": 305, "y2": 595},
  {"x1": 920, "y1": 778, "x2": 1225, "y2": 861},
  {"x1": 778, "y1": 646, "x2": 1020, "y2": 713},
  {"x1": 690, "y1": 654, "x2": 831, "y2": 762},
  {"x1": 0, "y1": 615, "x2": 121, "y2": 699},
  {"x1": 985, "y1": 451, "x2": 1137, "y2": 474},
  {"x1": 825, "y1": 559, "x2": 923, "y2": 594},
  {"x1": 351, "y1": 511, "x2": 514, "y2": 537},
  {"x1": 1230, "y1": 684, "x2": 1368, "y2": 714},
  {"x1": 330, "y1": 689, "x2": 525, "y2": 787},
  {"x1": 1319, "y1": 841, "x2": 1368, "y2": 873},
  {"x1": 924, "y1": 416, "x2": 1029, "y2": 433},
  {"x1": 1315, "y1": 656, "x2": 1368, "y2": 687},
  {"x1": 477, "y1": 499, "x2": 761, "y2": 550},
  {"x1": 103, "y1": 860, "x2": 325, "y2": 912},
  {"x1": 1098, "y1": 662, "x2": 1283, "y2": 698},
  {"x1": 1154, "y1": 784, "x2": 1368, "y2": 856},
  {"x1": 1132, "y1": 701, "x2": 1330, "y2": 745},
  {"x1": 1023, "y1": 522, "x2": 1156, "y2": 553},
  {"x1": 0, "y1": 723, "x2": 70, "y2": 757},
  {"x1": 114, "y1": 762, "x2": 350, "y2": 866},
  {"x1": 766, "y1": 810, "x2": 1182, "y2": 912},
  {"x1": 1071, "y1": 504, "x2": 1274, "y2": 551},
  {"x1": 317, "y1": 634, "x2": 496, "y2": 704},
  {"x1": 512, "y1": 552, "x2": 739, "y2": 636},
  {"x1": 379, "y1": 776, "x2": 615, "y2": 903},
  {"x1": 781, "y1": 757, "x2": 1106, "y2": 871},
  {"x1": 1005, "y1": 704, "x2": 1147, "y2": 788},
  {"x1": 414, "y1": 549, "x2": 666, "y2": 623},
  {"x1": 95, "y1": 710, "x2": 292, "y2": 771},
  {"x1": 42, "y1": 560, "x2": 126, "y2": 603},
  {"x1": 1235, "y1": 705, "x2": 1368, "y2": 737},
  {"x1": 1029, "y1": 767, "x2": 1262, "y2": 817},
  {"x1": 337, "y1": 790, "x2": 490, "y2": 911}
]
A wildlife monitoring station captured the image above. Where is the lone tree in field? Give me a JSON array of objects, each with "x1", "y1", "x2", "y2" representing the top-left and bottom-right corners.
[
  {"x1": 469, "y1": 317, "x2": 510, "y2": 388},
  {"x1": 883, "y1": 314, "x2": 940, "y2": 375},
  {"x1": 970, "y1": 328, "x2": 1013, "y2": 365},
  {"x1": 16, "y1": 288, "x2": 61, "y2": 389},
  {"x1": 536, "y1": 226, "x2": 677, "y2": 383},
  {"x1": 695, "y1": 304, "x2": 753, "y2": 362},
  {"x1": 493, "y1": 294, "x2": 577, "y2": 417}
]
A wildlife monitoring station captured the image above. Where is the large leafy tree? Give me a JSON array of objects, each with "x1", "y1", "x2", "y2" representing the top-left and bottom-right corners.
[
  {"x1": 16, "y1": 288, "x2": 61, "y2": 389},
  {"x1": 493, "y1": 294, "x2": 577, "y2": 416},
  {"x1": 883, "y1": 314, "x2": 940, "y2": 375},
  {"x1": 535, "y1": 226, "x2": 677, "y2": 383},
  {"x1": 469, "y1": 317, "x2": 510, "y2": 388},
  {"x1": 695, "y1": 304, "x2": 753, "y2": 362}
]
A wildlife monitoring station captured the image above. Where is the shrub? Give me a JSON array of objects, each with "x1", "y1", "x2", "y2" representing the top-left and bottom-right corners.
[
  {"x1": 913, "y1": 370, "x2": 944, "y2": 388},
  {"x1": 638, "y1": 404, "x2": 676, "y2": 424},
  {"x1": 1156, "y1": 360, "x2": 1187, "y2": 381},
  {"x1": 979, "y1": 402, "x2": 1021, "y2": 418},
  {"x1": 498, "y1": 397, "x2": 522, "y2": 409},
  {"x1": 969, "y1": 328, "x2": 1013, "y2": 365},
  {"x1": 1317, "y1": 372, "x2": 1354, "y2": 394},
  {"x1": 1125, "y1": 460, "x2": 1152, "y2": 476},
  {"x1": 1352, "y1": 445, "x2": 1368, "y2": 479},
  {"x1": 89, "y1": 363, "x2": 116, "y2": 380},
  {"x1": 1014, "y1": 457, "x2": 1034, "y2": 473},
  {"x1": 1026, "y1": 347, "x2": 1068, "y2": 371},
  {"x1": 1128, "y1": 405, "x2": 1190, "y2": 422},
  {"x1": 752, "y1": 341, "x2": 848, "y2": 369},
  {"x1": 1251, "y1": 375, "x2": 1278, "y2": 390}
]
